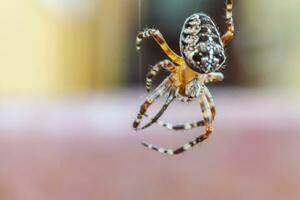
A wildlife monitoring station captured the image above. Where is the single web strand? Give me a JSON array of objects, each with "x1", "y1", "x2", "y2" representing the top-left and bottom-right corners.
[{"x1": 138, "y1": 0, "x2": 143, "y2": 84}]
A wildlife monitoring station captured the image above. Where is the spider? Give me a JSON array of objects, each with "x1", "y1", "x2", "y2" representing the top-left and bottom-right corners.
[{"x1": 133, "y1": 0, "x2": 234, "y2": 155}]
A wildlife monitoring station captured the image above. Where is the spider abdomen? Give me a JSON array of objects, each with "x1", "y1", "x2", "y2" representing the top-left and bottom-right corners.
[{"x1": 180, "y1": 13, "x2": 226, "y2": 74}]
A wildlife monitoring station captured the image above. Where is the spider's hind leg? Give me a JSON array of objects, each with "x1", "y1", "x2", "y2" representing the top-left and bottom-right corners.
[
  {"x1": 156, "y1": 120, "x2": 205, "y2": 131},
  {"x1": 142, "y1": 126, "x2": 213, "y2": 155},
  {"x1": 142, "y1": 93, "x2": 213, "y2": 155}
]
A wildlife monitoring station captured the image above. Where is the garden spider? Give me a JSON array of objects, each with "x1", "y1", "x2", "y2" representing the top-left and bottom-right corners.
[{"x1": 133, "y1": 0, "x2": 234, "y2": 155}]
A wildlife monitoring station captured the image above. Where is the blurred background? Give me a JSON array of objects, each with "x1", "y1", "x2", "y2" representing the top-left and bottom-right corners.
[{"x1": 0, "y1": 0, "x2": 300, "y2": 199}]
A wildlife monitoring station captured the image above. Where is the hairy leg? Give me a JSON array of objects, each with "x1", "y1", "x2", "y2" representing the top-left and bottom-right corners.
[
  {"x1": 156, "y1": 119, "x2": 205, "y2": 131},
  {"x1": 142, "y1": 94, "x2": 213, "y2": 155},
  {"x1": 136, "y1": 28, "x2": 184, "y2": 65},
  {"x1": 203, "y1": 86, "x2": 216, "y2": 119},
  {"x1": 133, "y1": 78, "x2": 171, "y2": 130},
  {"x1": 145, "y1": 60, "x2": 176, "y2": 92},
  {"x1": 221, "y1": 0, "x2": 234, "y2": 45},
  {"x1": 143, "y1": 85, "x2": 217, "y2": 131},
  {"x1": 138, "y1": 89, "x2": 176, "y2": 130}
]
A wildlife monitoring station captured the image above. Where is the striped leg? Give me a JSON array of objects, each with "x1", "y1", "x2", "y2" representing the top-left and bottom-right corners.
[
  {"x1": 143, "y1": 85, "x2": 217, "y2": 131},
  {"x1": 138, "y1": 90, "x2": 176, "y2": 130},
  {"x1": 142, "y1": 94, "x2": 213, "y2": 155},
  {"x1": 221, "y1": 0, "x2": 234, "y2": 45},
  {"x1": 156, "y1": 119, "x2": 205, "y2": 131},
  {"x1": 142, "y1": 111, "x2": 205, "y2": 131},
  {"x1": 146, "y1": 60, "x2": 176, "y2": 92},
  {"x1": 133, "y1": 79, "x2": 171, "y2": 130},
  {"x1": 136, "y1": 28, "x2": 184, "y2": 65},
  {"x1": 203, "y1": 86, "x2": 216, "y2": 120},
  {"x1": 204, "y1": 72, "x2": 224, "y2": 119}
]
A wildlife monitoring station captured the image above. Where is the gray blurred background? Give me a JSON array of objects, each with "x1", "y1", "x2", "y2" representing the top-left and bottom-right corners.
[{"x1": 0, "y1": 0, "x2": 300, "y2": 199}]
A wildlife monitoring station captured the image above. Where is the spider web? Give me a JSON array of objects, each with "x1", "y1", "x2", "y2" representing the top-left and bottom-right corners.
[{"x1": 138, "y1": 0, "x2": 143, "y2": 85}]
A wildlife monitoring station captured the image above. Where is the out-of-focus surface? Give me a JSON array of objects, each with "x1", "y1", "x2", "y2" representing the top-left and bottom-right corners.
[
  {"x1": 0, "y1": 0, "x2": 300, "y2": 199},
  {"x1": 0, "y1": 90, "x2": 300, "y2": 200}
]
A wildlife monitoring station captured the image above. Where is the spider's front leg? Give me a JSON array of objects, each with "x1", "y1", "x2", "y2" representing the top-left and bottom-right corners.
[
  {"x1": 145, "y1": 60, "x2": 176, "y2": 92},
  {"x1": 221, "y1": 0, "x2": 235, "y2": 45},
  {"x1": 133, "y1": 78, "x2": 172, "y2": 130},
  {"x1": 142, "y1": 93, "x2": 213, "y2": 155},
  {"x1": 136, "y1": 28, "x2": 184, "y2": 65}
]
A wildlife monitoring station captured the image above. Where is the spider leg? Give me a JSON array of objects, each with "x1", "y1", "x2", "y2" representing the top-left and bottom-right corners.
[
  {"x1": 133, "y1": 78, "x2": 171, "y2": 130},
  {"x1": 138, "y1": 89, "x2": 176, "y2": 130},
  {"x1": 221, "y1": 0, "x2": 235, "y2": 45},
  {"x1": 205, "y1": 72, "x2": 224, "y2": 84},
  {"x1": 136, "y1": 28, "x2": 184, "y2": 65},
  {"x1": 143, "y1": 85, "x2": 217, "y2": 131},
  {"x1": 204, "y1": 72, "x2": 224, "y2": 119},
  {"x1": 142, "y1": 94, "x2": 213, "y2": 155},
  {"x1": 157, "y1": 119, "x2": 204, "y2": 131},
  {"x1": 146, "y1": 60, "x2": 176, "y2": 92},
  {"x1": 203, "y1": 86, "x2": 216, "y2": 120}
]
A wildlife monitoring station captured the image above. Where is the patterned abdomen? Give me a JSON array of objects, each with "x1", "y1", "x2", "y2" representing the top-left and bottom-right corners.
[{"x1": 180, "y1": 13, "x2": 225, "y2": 73}]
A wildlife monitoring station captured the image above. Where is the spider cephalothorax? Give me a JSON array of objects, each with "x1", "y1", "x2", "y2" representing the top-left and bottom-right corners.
[
  {"x1": 180, "y1": 13, "x2": 226, "y2": 73},
  {"x1": 133, "y1": 0, "x2": 234, "y2": 155}
]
